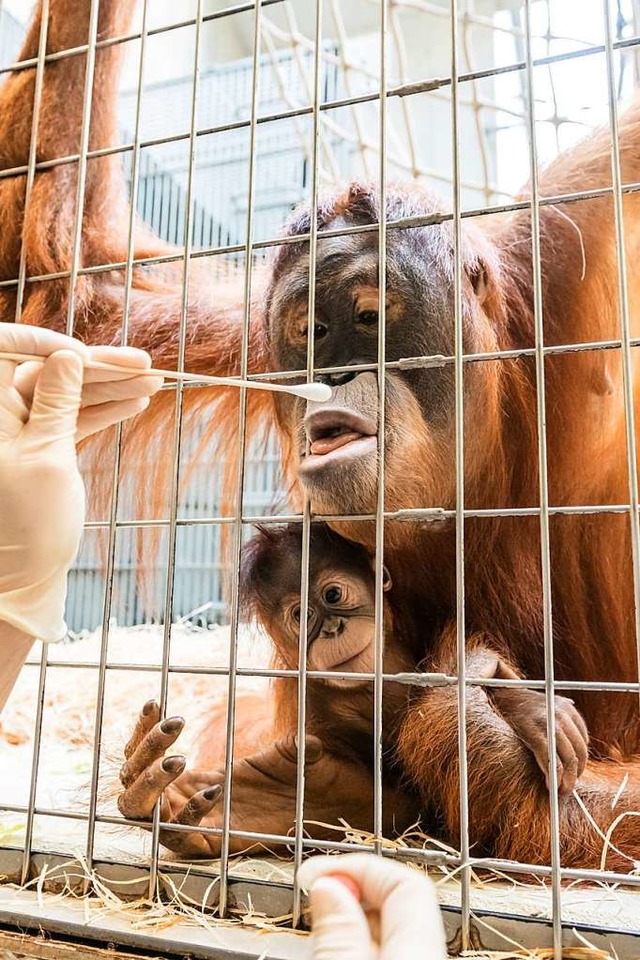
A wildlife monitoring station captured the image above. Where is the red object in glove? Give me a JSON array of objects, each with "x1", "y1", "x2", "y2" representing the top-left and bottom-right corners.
[{"x1": 329, "y1": 873, "x2": 362, "y2": 902}]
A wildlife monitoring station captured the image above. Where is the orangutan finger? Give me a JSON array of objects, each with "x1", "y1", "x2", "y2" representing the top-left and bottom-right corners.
[
  {"x1": 551, "y1": 727, "x2": 578, "y2": 796},
  {"x1": 158, "y1": 824, "x2": 219, "y2": 859},
  {"x1": 561, "y1": 715, "x2": 589, "y2": 780},
  {"x1": 173, "y1": 785, "x2": 223, "y2": 827},
  {"x1": 120, "y1": 716, "x2": 185, "y2": 787},
  {"x1": 530, "y1": 731, "x2": 551, "y2": 786},
  {"x1": 124, "y1": 700, "x2": 160, "y2": 761},
  {"x1": 118, "y1": 755, "x2": 186, "y2": 820},
  {"x1": 563, "y1": 700, "x2": 589, "y2": 747}
]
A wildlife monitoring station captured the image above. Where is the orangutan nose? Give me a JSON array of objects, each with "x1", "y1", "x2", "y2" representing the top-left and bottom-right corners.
[{"x1": 321, "y1": 616, "x2": 345, "y2": 638}]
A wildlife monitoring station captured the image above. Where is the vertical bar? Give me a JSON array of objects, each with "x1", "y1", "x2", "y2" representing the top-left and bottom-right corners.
[
  {"x1": 291, "y1": 0, "x2": 323, "y2": 929},
  {"x1": 65, "y1": 0, "x2": 101, "y2": 336},
  {"x1": 373, "y1": 0, "x2": 389, "y2": 857},
  {"x1": 84, "y1": 0, "x2": 151, "y2": 883},
  {"x1": 601, "y1": 0, "x2": 640, "y2": 712},
  {"x1": 147, "y1": 0, "x2": 205, "y2": 898},
  {"x1": 449, "y1": 0, "x2": 471, "y2": 948},
  {"x1": 14, "y1": 0, "x2": 50, "y2": 322},
  {"x1": 19, "y1": 644, "x2": 48, "y2": 885},
  {"x1": 522, "y1": 3, "x2": 563, "y2": 957},
  {"x1": 21, "y1": 0, "x2": 100, "y2": 888},
  {"x1": 217, "y1": 0, "x2": 263, "y2": 918}
]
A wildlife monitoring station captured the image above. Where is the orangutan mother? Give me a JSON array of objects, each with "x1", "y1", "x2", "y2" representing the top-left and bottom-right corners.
[
  {"x1": 119, "y1": 167, "x2": 640, "y2": 870},
  {"x1": 2, "y1": 0, "x2": 640, "y2": 872}
]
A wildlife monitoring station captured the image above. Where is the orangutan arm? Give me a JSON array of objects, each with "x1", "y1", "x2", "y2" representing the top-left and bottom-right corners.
[
  {"x1": 396, "y1": 625, "x2": 640, "y2": 871},
  {"x1": 117, "y1": 700, "x2": 418, "y2": 859}
]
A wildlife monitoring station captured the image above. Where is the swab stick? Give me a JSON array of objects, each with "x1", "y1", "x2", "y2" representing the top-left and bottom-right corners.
[{"x1": 0, "y1": 351, "x2": 332, "y2": 403}]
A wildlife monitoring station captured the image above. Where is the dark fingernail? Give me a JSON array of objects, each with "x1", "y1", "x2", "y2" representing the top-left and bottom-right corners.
[
  {"x1": 161, "y1": 717, "x2": 184, "y2": 735},
  {"x1": 162, "y1": 755, "x2": 186, "y2": 773},
  {"x1": 143, "y1": 699, "x2": 157, "y2": 716},
  {"x1": 203, "y1": 785, "x2": 222, "y2": 802}
]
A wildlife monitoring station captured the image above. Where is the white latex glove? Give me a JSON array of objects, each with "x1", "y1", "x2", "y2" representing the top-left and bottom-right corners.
[
  {"x1": 298, "y1": 854, "x2": 447, "y2": 960},
  {"x1": 0, "y1": 324, "x2": 163, "y2": 441},
  {"x1": 0, "y1": 325, "x2": 162, "y2": 643},
  {"x1": 0, "y1": 349, "x2": 86, "y2": 642}
]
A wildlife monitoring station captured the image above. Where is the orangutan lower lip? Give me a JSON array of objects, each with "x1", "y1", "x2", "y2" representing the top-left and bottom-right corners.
[
  {"x1": 304, "y1": 408, "x2": 377, "y2": 458},
  {"x1": 300, "y1": 435, "x2": 377, "y2": 475}
]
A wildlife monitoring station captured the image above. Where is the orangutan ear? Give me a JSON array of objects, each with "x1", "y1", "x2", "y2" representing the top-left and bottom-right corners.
[
  {"x1": 383, "y1": 565, "x2": 393, "y2": 591},
  {"x1": 468, "y1": 258, "x2": 490, "y2": 301},
  {"x1": 467, "y1": 253, "x2": 502, "y2": 317}
]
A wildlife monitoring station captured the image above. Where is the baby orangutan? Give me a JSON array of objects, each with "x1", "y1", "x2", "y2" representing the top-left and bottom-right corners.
[
  {"x1": 117, "y1": 525, "x2": 589, "y2": 860},
  {"x1": 240, "y1": 522, "x2": 413, "y2": 766},
  {"x1": 242, "y1": 523, "x2": 590, "y2": 796},
  {"x1": 116, "y1": 525, "x2": 419, "y2": 860}
]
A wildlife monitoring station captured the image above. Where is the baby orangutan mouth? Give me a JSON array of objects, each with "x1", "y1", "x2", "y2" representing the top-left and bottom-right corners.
[{"x1": 301, "y1": 407, "x2": 377, "y2": 475}]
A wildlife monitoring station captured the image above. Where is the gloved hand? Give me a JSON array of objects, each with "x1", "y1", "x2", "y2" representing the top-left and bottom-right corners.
[
  {"x1": 0, "y1": 324, "x2": 163, "y2": 642},
  {"x1": 298, "y1": 853, "x2": 447, "y2": 960},
  {"x1": 2, "y1": 324, "x2": 164, "y2": 441}
]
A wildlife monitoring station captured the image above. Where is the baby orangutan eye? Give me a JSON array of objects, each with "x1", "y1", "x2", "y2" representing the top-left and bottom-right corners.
[
  {"x1": 356, "y1": 310, "x2": 378, "y2": 327},
  {"x1": 298, "y1": 320, "x2": 328, "y2": 341},
  {"x1": 292, "y1": 605, "x2": 314, "y2": 622},
  {"x1": 323, "y1": 585, "x2": 344, "y2": 605}
]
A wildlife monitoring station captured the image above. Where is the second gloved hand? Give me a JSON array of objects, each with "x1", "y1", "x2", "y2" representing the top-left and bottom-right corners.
[{"x1": 298, "y1": 853, "x2": 447, "y2": 960}]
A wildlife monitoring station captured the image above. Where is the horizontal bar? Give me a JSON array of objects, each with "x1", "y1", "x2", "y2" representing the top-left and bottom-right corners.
[
  {"x1": 1, "y1": 176, "x2": 639, "y2": 290},
  {"x1": 18, "y1": 657, "x2": 640, "y2": 692},
  {"x1": 0, "y1": 0, "x2": 285, "y2": 78},
  {"x1": 2, "y1": 804, "x2": 639, "y2": 888},
  {"x1": 79, "y1": 503, "x2": 638, "y2": 534},
  {"x1": 1, "y1": 20, "x2": 637, "y2": 112}
]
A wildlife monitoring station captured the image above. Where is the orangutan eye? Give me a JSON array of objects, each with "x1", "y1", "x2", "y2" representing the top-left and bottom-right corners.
[
  {"x1": 356, "y1": 310, "x2": 378, "y2": 327},
  {"x1": 292, "y1": 605, "x2": 313, "y2": 623},
  {"x1": 323, "y1": 585, "x2": 343, "y2": 605},
  {"x1": 298, "y1": 321, "x2": 328, "y2": 341}
]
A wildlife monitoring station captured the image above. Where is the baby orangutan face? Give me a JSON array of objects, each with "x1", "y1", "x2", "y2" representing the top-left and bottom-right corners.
[
  {"x1": 287, "y1": 565, "x2": 381, "y2": 684},
  {"x1": 240, "y1": 523, "x2": 391, "y2": 687}
]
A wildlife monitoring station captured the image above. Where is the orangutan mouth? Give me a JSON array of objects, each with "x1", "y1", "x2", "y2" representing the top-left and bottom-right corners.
[{"x1": 301, "y1": 408, "x2": 377, "y2": 472}]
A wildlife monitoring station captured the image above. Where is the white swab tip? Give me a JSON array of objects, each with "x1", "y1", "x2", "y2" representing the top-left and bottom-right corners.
[{"x1": 291, "y1": 382, "x2": 332, "y2": 402}]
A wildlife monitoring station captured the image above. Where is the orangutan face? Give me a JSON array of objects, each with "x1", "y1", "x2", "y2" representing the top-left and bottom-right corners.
[{"x1": 266, "y1": 185, "x2": 500, "y2": 519}]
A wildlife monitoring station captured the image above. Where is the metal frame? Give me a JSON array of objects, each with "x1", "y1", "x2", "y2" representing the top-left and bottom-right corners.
[{"x1": 1, "y1": 2, "x2": 640, "y2": 959}]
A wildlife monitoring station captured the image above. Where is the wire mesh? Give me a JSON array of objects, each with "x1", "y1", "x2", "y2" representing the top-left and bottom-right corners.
[{"x1": 0, "y1": 1, "x2": 640, "y2": 958}]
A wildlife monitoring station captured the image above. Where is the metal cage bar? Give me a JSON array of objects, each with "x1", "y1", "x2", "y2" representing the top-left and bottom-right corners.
[
  {"x1": 216, "y1": 0, "x2": 263, "y2": 918},
  {"x1": 371, "y1": 0, "x2": 389, "y2": 873},
  {"x1": 521, "y1": 2, "x2": 563, "y2": 956},
  {"x1": 601, "y1": 0, "x2": 640, "y2": 717},
  {"x1": 83, "y1": 0, "x2": 152, "y2": 885},
  {"x1": 145, "y1": 0, "x2": 206, "y2": 899},
  {"x1": 450, "y1": 0, "x2": 472, "y2": 947},
  {"x1": 290, "y1": 0, "x2": 322, "y2": 929}
]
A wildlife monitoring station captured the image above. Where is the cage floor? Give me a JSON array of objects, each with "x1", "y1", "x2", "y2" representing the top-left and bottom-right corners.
[{"x1": 0, "y1": 626, "x2": 638, "y2": 944}]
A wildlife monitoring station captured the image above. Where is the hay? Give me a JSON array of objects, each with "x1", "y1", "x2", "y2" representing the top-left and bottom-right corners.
[{"x1": 7, "y1": 857, "x2": 616, "y2": 959}]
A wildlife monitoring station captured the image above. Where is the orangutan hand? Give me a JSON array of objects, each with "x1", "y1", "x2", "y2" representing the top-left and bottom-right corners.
[
  {"x1": 485, "y1": 658, "x2": 589, "y2": 796},
  {"x1": 117, "y1": 700, "x2": 414, "y2": 859}
]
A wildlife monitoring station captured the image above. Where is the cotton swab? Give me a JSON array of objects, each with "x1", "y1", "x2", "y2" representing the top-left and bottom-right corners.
[{"x1": 0, "y1": 351, "x2": 332, "y2": 403}]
